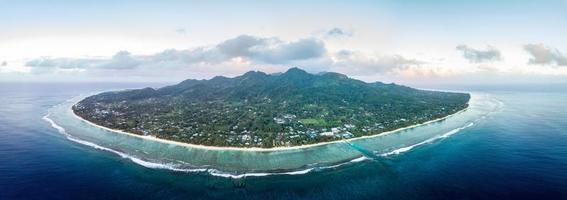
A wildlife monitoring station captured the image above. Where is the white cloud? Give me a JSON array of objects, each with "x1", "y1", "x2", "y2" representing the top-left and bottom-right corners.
[
  {"x1": 24, "y1": 35, "x2": 413, "y2": 77},
  {"x1": 25, "y1": 51, "x2": 141, "y2": 73},
  {"x1": 456, "y1": 45, "x2": 501, "y2": 63},
  {"x1": 326, "y1": 27, "x2": 353, "y2": 38},
  {"x1": 328, "y1": 50, "x2": 423, "y2": 75},
  {"x1": 523, "y1": 43, "x2": 567, "y2": 66},
  {"x1": 215, "y1": 35, "x2": 326, "y2": 64},
  {"x1": 18, "y1": 34, "x2": 567, "y2": 83}
]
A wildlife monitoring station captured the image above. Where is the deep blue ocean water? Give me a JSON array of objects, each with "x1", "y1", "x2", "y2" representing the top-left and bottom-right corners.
[{"x1": 1, "y1": 83, "x2": 567, "y2": 200}]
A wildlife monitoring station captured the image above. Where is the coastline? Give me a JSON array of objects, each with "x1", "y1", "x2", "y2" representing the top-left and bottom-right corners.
[{"x1": 70, "y1": 95, "x2": 471, "y2": 152}]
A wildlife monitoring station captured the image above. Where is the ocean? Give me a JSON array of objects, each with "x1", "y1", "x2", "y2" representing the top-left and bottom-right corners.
[{"x1": 1, "y1": 82, "x2": 566, "y2": 200}]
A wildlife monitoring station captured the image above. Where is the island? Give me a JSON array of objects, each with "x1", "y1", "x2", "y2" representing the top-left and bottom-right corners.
[{"x1": 72, "y1": 68, "x2": 470, "y2": 148}]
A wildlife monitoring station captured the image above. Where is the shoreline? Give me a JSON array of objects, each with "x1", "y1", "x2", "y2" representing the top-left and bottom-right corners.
[{"x1": 69, "y1": 95, "x2": 471, "y2": 152}]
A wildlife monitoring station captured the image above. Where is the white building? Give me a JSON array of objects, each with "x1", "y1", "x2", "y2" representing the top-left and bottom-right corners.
[{"x1": 320, "y1": 132, "x2": 334, "y2": 136}]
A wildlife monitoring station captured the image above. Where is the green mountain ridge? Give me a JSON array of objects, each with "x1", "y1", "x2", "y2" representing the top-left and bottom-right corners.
[{"x1": 73, "y1": 67, "x2": 470, "y2": 148}]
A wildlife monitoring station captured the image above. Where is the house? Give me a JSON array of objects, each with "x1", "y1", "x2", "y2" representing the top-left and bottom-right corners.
[
  {"x1": 273, "y1": 117, "x2": 286, "y2": 124},
  {"x1": 341, "y1": 132, "x2": 354, "y2": 139},
  {"x1": 344, "y1": 124, "x2": 356, "y2": 129},
  {"x1": 241, "y1": 135, "x2": 251, "y2": 141},
  {"x1": 331, "y1": 127, "x2": 340, "y2": 134},
  {"x1": 320, "y1": 132, "x2": 334, "y2": 136}
]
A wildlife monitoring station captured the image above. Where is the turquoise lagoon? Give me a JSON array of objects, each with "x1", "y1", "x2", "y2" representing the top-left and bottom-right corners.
[{"x1": 44, "y1": 92, "x2": 501, "y2": 177}]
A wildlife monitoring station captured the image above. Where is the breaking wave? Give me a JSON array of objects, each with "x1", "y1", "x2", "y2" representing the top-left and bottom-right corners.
[
  {"x1": 43, "y1": 113, "x2": 208, "y2": 173},
  {"x1": 42, "y1": 112, "x2": 333, "y2": 178},
  {"x1": 43, "y1": 112, "x2": 380, "y2": 178},
  {"x1": 42, "y1": 95, "x2": 496, "y2": 178},
  {"x1": 380, "y1": 122, "x2": 475, "y2": 157}
]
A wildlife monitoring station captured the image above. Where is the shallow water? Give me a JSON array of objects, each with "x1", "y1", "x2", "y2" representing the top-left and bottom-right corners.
[
  {"x1": 44, "y1": 87, "x2": 498, "y2": 175},
  {"x1": 1, "y1": 83, "x2": 567, "y2": 199}
]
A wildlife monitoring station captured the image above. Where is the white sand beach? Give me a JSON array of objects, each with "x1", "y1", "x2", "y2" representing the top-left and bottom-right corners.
[{"x1": 70, "y1": 95, "x2": 471, "y2": 152}]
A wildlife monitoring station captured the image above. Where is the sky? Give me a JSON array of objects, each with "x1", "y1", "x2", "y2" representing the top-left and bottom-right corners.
[{"x1": 1, "y1": 0, "x2": 567, "y2": 86}]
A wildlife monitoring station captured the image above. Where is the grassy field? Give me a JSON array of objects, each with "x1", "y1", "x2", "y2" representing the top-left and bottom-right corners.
[{"x1": 299, "y1": 118, "x2": 327, "y2": 126}]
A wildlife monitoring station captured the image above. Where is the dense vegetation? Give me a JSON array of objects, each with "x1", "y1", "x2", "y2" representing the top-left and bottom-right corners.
[{"x1": 73, "y1": 68, "x2": 470, "y2": 148}]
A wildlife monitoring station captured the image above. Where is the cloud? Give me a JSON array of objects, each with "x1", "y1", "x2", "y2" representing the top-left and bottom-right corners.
[
  {"x1": 98, "y1": 51, "x2": 141, "y2": 69},
  {"x1": 326, "y1": 27, "x2": 353, "y2": 38},
  {"x1": 456, "y1": 45, "x2": 501, "y2": 63},
  {"x1": 25, "y1": 57, "x2": 98, "y2": 69},
  {"x1": 259, "y1": 38, "x2": 326, "y2": 63},
  {"x1": 216, "y1": 35, "x2": 266, "y2": 57},
  {"x1": 1, "y1": 61, "x2": 6, "y2": 67},
  {"x1": 216, "y1": 35, "x2": 326, "y2": 64},
  {"x1": 25, "y1": 35, "x2": 327, "y2": 72},
  {"x1": 523, "y1": 43, "x2": 567, "y2": 66},
  {"x1": 329, "y1": 50, "x2": 424, "y2": 75},
  {"x1": 25, "y1": 51, "x2": 141, "y2": 72},
  {"x1": 175, "y1": 28, "x2": 187, "y2": 35},
  {"x1": 23, "y1": 34, "x2": 426, "y2": 78}
]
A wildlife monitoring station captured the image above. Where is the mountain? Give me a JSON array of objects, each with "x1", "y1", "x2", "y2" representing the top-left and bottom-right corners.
[{"x1": 73, "y1": 68, "x2": 470, "y2": 148}]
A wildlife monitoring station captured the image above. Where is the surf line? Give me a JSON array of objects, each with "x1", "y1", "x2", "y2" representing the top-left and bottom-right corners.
[
  {"x1": 42, "y1": 109, "x2": 322, "y2": 179},
  {"x1": 380, "y1": 122, "x2": 475, "y2": 157}
]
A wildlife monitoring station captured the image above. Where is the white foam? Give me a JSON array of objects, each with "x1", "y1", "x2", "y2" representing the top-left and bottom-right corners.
[
  {"x1": 350, "y1": 156, "x2": 369, "y2": 163},
  {"x1": 207, "y1": 167, "x2": 314, "y2": 179},
  {"x1": 44, "y1": 112, "x2": 316, "y2": 178},
  {"x1": 43, "y1": 95, "x2": 483, "y2": 178},
  {"x1": 282, "y1": 168, "x2": 313, "y2": 175},
  {"x1": 128, "y1": 157, "x2": 207, "y2": 173},
  {"x1": 208, "y1": 170, "x2": 270, "y2": 179},
  {"x1": 43, "y1": 102, "x2": 373, "y2": 179},
  {"x1": 441, "y1": 122, "x2": 474, "y2": 138},
  {"x1": 380, "y1": 122, "x2": 474, "y2": 157},
  {"x1": 317, "y1": 156, "x2": 370, "y2": 170},
  {"x1": 43, "y1": 113, "x2": 207, "y2": 173},
  {"x1": 45, "y1": 109, "x2": 471, "y2": 178},
  {"x1": 43, "y1": 114, "x2": 68, "y2": 136}
]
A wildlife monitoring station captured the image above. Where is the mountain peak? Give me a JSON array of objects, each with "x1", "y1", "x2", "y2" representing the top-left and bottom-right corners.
[
  {"x1": 284, "y1": 67, "x2": 309, "y2": 75},
  {"x1": 279, "y1": 67, "x2": 314, "y2": 82},
  {"x1": 242, "y1": 70, "x2": 268, "y2": 77},
  {"x1": 211, "y1": 75, "x2": 229, "y2": 80},
  {"x1": 77, "y1": 67, "x2": 471, "y2": 148}
]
